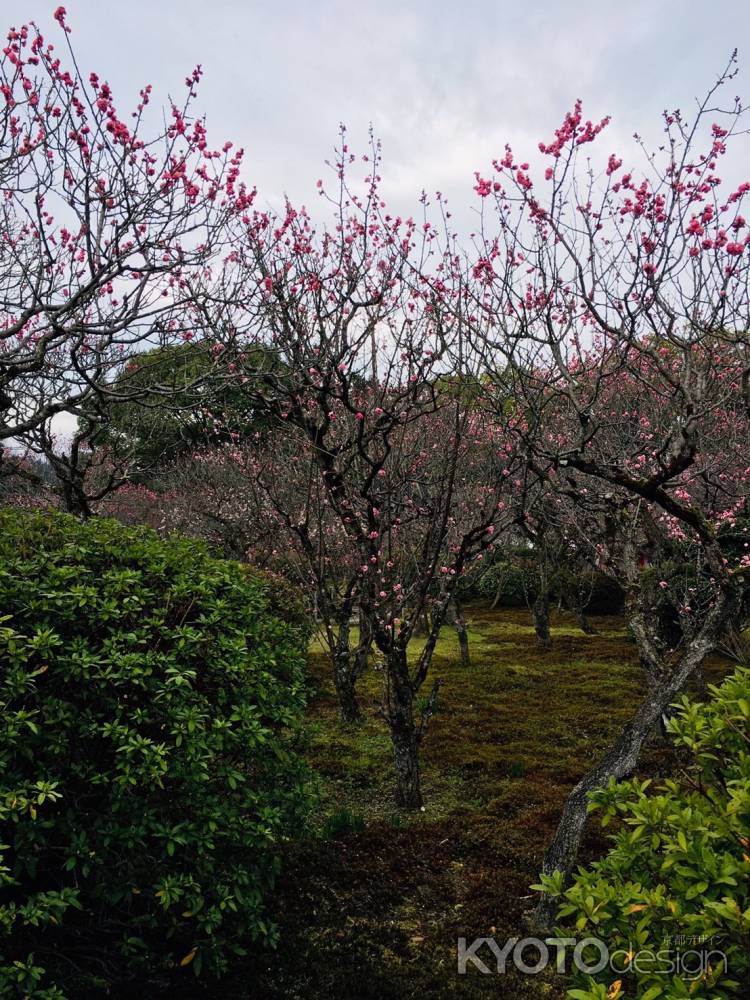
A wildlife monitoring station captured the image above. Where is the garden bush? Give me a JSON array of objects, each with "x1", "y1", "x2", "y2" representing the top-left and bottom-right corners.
[
  {"x1": 477, "y1": 559, "x2": 532, "y2": 607},
  {"x1": 477, "y1": 560, "x2": 625, "y2": 614},
  {"x1": 575, "y1": 570, "x2": 625, "y2": 616},
  {"x1": 536, "y1": 667, "x2": 750, "y2": 999},
  {"x1": 0, "y1": 510, "x2": 313, "y2": 996}
]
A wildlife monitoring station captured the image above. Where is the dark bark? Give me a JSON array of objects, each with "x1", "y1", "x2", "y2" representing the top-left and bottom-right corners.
[
  {"x1": 413, "y1": 607, "x2": 431, "y2": 637},
  {"x1": 457, "y1": 619, "x2": 470, "y2": 667},
  {"x1": 331, "y1": 611, "x2": 372, "y2": 724},
  {"x1": 60, "y1": 477, "x2": 91, "y2": 518},
  {"x1": 336, "y1": 605, "x2": 372, "y2": 722},
  {"x1": 644, "y1": 646, "x2": 683, "y2": 719},
  {"x1": 333, "y1": 651, "x2": 362, "y2": 723},
  {"x1": 532, "y1": 592, "x2": 552, "y2": 650},
  {"x1": 532, "y1": 587, "x2": 737, "y2": 929},
  {"x1": 577, "y1": 610, "x2": 597, "y2": 635},
  {"x1": 390, "y1": 716, "x2": 422, "y2": 809},
  {"x1": 640, "y1": 654, "x2": 672, "y2": 741},
  {"x1": 356, "y1": 604, "x2": 373, "y2": 678},
  {"x1": 384, "y1": 647, "x2": 422, "y2": 808},
  {"x1": 450, "y1": 596, "x2": 470, "y2": 666},
  {"x1": 327, "y1": 601, "x2": 371, "y2": 724},
  {"x1": 490, "y1": 567, "x2": 509, "y2": 609}
]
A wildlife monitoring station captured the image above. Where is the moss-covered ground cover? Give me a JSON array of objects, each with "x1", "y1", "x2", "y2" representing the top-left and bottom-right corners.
[{"x1": 228, "y1": 606, "x2": 724, "y2": 1000}]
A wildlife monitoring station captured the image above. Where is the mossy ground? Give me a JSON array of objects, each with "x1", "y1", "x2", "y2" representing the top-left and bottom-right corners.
[{"x1": 230, "y1": 606, "x2": 724, "y2": 1000}]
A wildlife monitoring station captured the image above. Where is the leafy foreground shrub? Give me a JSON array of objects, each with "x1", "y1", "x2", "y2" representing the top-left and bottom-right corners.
[
  {"x1": 0, "y1": 510, "x2": 313, "y2": 996},
  {"x1": 537, "y1": 667, "x2": 750, "y2": 999}
]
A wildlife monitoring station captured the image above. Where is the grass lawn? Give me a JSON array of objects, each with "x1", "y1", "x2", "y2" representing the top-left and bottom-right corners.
[{"x1": 234, "y1": 605, "x2": 722, "y2": 1000}]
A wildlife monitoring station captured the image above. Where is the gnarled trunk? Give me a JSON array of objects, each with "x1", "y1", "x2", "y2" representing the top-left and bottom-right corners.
[
  {"x1": 61, "y1": 477, "x2": 91, "y2": 518},
  {"x1": 532, "y1": 587, "x2": 736, "y2": 929}
]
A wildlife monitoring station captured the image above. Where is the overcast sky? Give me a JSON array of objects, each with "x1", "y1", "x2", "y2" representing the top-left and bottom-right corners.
[
  {"x1": 5, "y1": 0, "x2": 750, "y2": 230},
  {"x1": 4, "y1": 1, "x2": 748, "y2": 447}
]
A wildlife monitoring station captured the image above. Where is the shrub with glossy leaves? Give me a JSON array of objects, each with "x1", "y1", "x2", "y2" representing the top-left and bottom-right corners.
[
  {"x1": 0, "y1": 510, "x2": 312, "y2": 995},
  {"x1": 536, "y1": 667, "x2": 750, "y2": 1000}
]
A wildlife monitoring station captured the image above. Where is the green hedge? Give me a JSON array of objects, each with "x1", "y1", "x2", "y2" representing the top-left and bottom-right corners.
[
  {"x1": 477, "y1": 560, "x2": 625, "y2": 614},
  {"x1": 0, "y1": 510, "x2": 313, "y2": 996}
]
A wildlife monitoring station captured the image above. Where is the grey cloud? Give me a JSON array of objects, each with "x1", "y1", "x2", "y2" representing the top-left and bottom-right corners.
[{"x1": 3, "y1": 0, "x2": 749, "y2": 222}]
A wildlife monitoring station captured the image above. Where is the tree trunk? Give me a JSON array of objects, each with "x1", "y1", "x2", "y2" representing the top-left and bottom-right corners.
[
  {"x1": 385, "y1": 648, "x2": 422, "y2": 808},
  {"x1": 413, "y1": 607, "x2": 431, "y2": 637},
  {"x1": 577, "y1": 610, "x2": 597, "y2": 635},
  {"x1": 532, "y1": 592, "x2": 552, "y2": 650},
  {"x1": 532, "y1": 589, "x2": 736, "y2": 929},
  {"x1": 391, "y1": 717, "x2": 422, "y2": 809},
  {"x1": 61, "y1": 478, "x2": 91, "y2": 518},
  {"x1": 326, "y1": 603, "x2": 371, "y2": 724},
  {"x1": 333, "y1": 651, "x2": 362, "y2": 723},
  {"x1": 640, "y1": 654, "x2": 671, "y2": 741},
  {"x1": 531, "y1": 681, "x2": 675, "y2": 928},
  {"x1": 451, "y1": 596, "x2": 470, "y2": 666},
  {"x1": 457, "y1": 620, "x2": 470, "y2": 667},
  {"x1": 355, "y1": 604, "x2": 372, "y2": 679}
]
